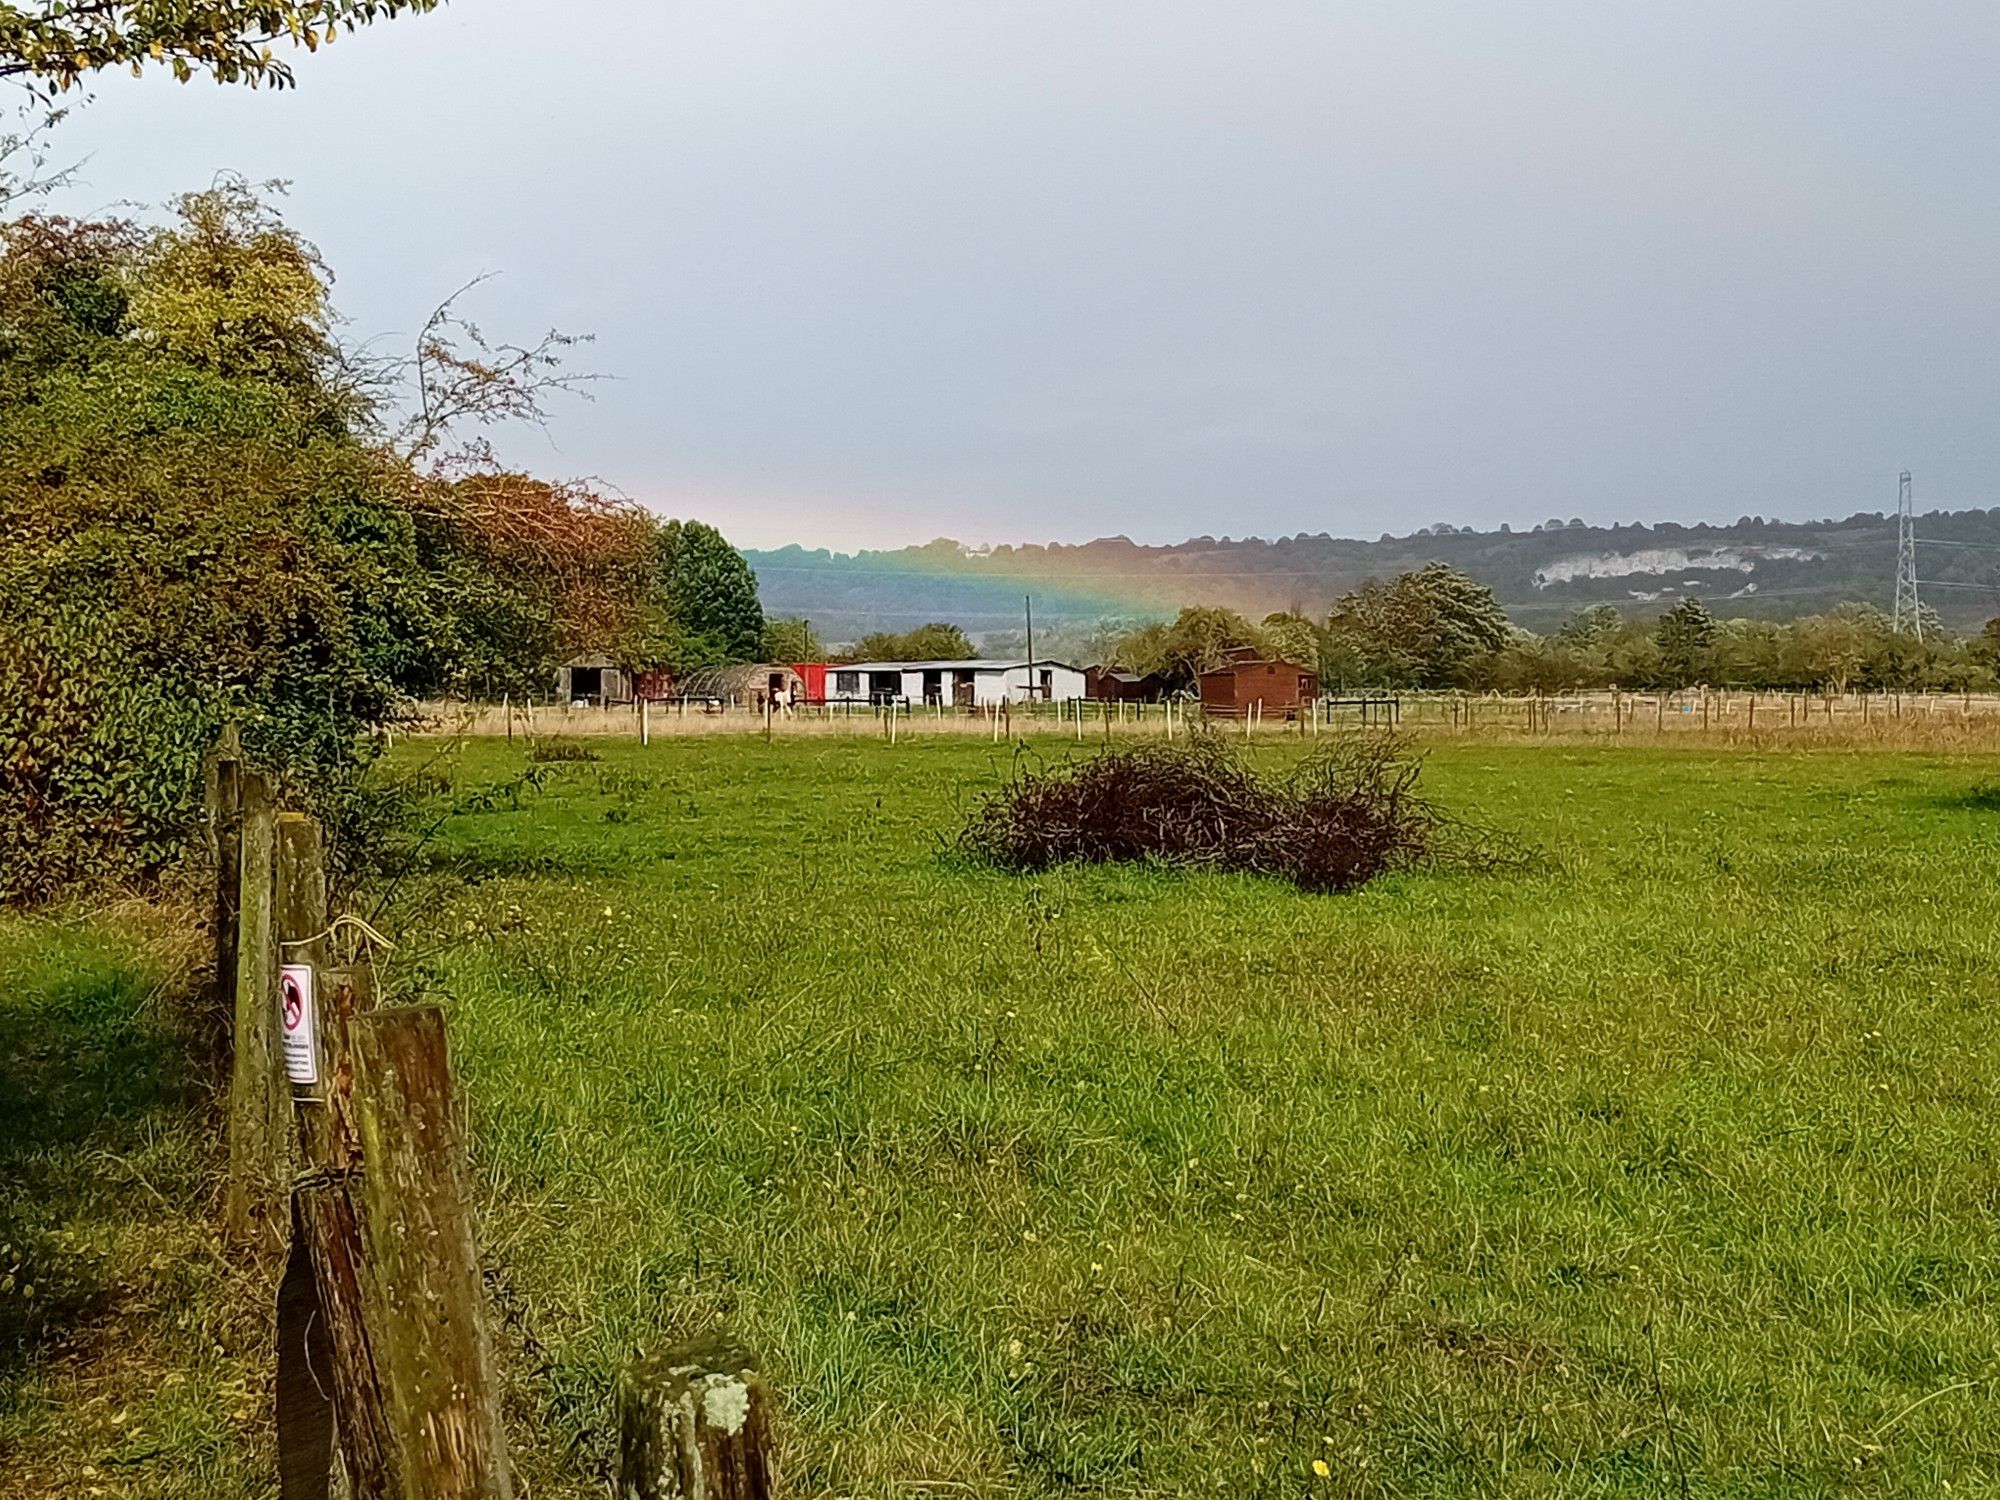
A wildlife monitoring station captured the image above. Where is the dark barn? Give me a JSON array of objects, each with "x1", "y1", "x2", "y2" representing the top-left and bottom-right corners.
[
  {"x1": 1198, "y1": 656, "x2": 1318, "y2": 718},
  {"x1": 1084, "y1": 666, "x2": 1170, "y2": 703}
]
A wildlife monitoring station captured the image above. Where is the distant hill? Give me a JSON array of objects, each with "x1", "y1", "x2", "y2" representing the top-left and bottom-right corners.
[{"x1": 749, "y1": 509, "x2": 2000, "y2": 643}]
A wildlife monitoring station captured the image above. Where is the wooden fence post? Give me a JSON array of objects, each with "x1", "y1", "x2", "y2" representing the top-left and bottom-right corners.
[
  {"x1": 207, "y1": 725, "x2": 244, "y2": 1018},
  {"x1": 291, "y1": 966, "x2": 400, "y2": 1500},
  {"x1": 271, "y1": 812, "x2": 335, "y2": 1495},
  {"x1": 352, "y1": 1006, "x2": 513, "y2": 1499},
  {"x1": 620, "y1": 1336, "x2": 773, "y2": 1500},
  {"x1": 226, "y1": 770, "x2": 289, "y2": 1257}
]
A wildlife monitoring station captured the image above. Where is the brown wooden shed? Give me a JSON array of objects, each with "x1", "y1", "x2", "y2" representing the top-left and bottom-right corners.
[
  {"x1": 1083, "y1": 666, "x2": 1170, "y2": 703},
  {"x1": 1198, "y1": 656, "x2": 1318, "y2": 718}
]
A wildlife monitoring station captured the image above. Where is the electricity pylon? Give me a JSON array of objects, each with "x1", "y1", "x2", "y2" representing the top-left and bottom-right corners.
[{"x1": 1892, "y1": 469, "x2": 1922, "y2": 640}]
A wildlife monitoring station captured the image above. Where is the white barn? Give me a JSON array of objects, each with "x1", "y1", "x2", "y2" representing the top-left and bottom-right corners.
[{"x1": 822, "y1": 659, "x2": 1086, "y2": 707}]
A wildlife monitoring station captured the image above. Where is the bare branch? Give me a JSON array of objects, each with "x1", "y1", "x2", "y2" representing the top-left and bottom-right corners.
[
  {"x1": 0, "y1": 93, "x2": 81, "y2": 209},
  {"x1": 383, "y1": 274, "x2": 601, "y2": 462}
]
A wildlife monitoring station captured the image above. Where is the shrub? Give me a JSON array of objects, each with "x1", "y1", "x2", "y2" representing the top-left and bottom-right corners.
[{"x1": 960, "y1": 735, "x2": 1442, "y2": 893}]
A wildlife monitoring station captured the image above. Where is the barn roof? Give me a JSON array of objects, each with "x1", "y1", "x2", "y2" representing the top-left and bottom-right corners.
[{"x1": 1199, "y1": 655, "x2": 1315, "y2": 675}]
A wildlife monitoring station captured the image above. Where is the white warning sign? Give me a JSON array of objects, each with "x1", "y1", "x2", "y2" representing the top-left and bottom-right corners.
[{"x1": 279, "y1": 964, "x2": 318, "y2": 1086}]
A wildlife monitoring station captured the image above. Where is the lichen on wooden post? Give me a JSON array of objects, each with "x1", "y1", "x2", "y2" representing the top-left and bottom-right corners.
[
  {"x1": 225, "y1": 769, "x2": 288, "y2": 1256},
  {"x1": 619, "y1": 1336, "x2": 773, "y2": 1500},
  {"x1": 205, "y1": 723, "x2": 244, "y2": 1021},
  {"x1": 293, "y1": 966, "x2": 397, "y2": 1500},
  {"x1": 353, "y1": 1005, "x2": 513, "y2": 1499}
]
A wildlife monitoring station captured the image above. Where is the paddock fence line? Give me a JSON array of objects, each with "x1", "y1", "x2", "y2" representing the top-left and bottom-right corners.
[
  {"x1": 204, "y1": 729, "x2": 777, "y2": 1497},
  {"x1": 404, "y1": 687, "x2": 2000, "y2": 748}
]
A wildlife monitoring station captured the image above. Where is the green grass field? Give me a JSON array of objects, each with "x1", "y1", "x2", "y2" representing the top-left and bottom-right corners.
[
  {"x1": 397, "y1": 734, "x2": 2000, "y2": 1496},
  {"x1": 9, "y1": 733, "x2": 2000, "y2": 1495}
]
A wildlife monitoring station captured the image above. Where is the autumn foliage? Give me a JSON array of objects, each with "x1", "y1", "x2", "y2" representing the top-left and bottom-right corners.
[{"x1": 0, "y1": 182, "x2": 760, "y2": 902}]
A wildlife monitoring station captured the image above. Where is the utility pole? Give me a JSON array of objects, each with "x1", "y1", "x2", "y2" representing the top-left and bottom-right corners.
[
  {"x1": 1893, "y1": 469, "x2": 1922, "y2": 640},
  {"x1": 1023, "y1": 594, "x2": 1036, "y2": 699}
]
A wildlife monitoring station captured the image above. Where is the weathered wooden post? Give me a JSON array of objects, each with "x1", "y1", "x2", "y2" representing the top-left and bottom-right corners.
[
  {"x1": 226, "y1": 770, "x2": 289, "y2": 1257},
  {"x1": 269, "y1": 814, "x2": 339, "y2": 1500},
  {"x1": 641, "y1": 696, "x2": 651, "y2": 747},
  {"x1": 353, "y1": 1006, "x2": 513, "y2": 1499},
  {"x1": 288, "y1": 967, "x2": 398, "y2": 1500},
  {"x1": 620, "y1": 1336, "x2": 774, "y2": 1500},
  {"x1": 207, "y1": 725, "x2": 245, "y2": 1018}
]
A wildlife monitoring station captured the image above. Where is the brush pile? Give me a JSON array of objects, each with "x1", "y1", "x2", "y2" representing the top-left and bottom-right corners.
[{"x1": 961, "y1": 735, "x2": 1442, "y2": 892}]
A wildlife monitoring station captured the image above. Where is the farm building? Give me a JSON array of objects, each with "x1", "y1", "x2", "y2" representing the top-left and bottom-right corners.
[
  {"x1": 1199, "y1": 654, "x2": 1318, "y2": 718},
  {"x1": 556, "y1": 654, "x2": 633, "y2": 706},
  {"x1": 669, "y1": 663, "x2": 805, "y2": 708},
  {"x1": 1083, "y1": 666, "x2": 1171, "y2": 702},
  {"x1": 812, "y1": 659, "x2": 1086, "y2": 707}
]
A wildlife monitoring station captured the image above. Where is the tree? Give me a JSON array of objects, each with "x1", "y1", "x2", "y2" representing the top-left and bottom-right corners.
[
  {"x1": 0, "y1": 180, "x2": 643, "y2": 901},
  {"x1": 1655, "y1": 598, "x2": 1716, "y2": 689},
  {"x1": 0, "y1": 2, "x2": 440, "y2": 95},
  {"x1": 762, "y1": 616, "x2": 824, "y2": 663},
  {"x1": 1712, "y1": 617, "x2": 1786, "y2": 689},
  {"x1": 1121, "y1": 606, "x2": 1262, "y2": 691},
  {"x1": 847, "y1": 622, "x2": 976, "y2": 661},
  {"x1": 1973, "y1": 616, "x2": 2000, "y2": 676},
  {"x1": 407, "y1": 472, "x2": 662, "y2": 697},
  {"x1": 1259, "y1": 612, "x2": 1322, "y2": 675},
  {"x1": 1325, "y1": 564, "x2": 1509, "y2": 688},
  {"x1": 0, "y1": 186, "x2": 422, "y2": 899},
  {"x1": 655, "y1": 520, "x2": 764, "y2": 667},
  {"x1": 1109, "y1": 621, "x2": 1174, "y2": 677},
  {"x1": 1557, "y1": 604, "x2": 1624, "y2": 650}
]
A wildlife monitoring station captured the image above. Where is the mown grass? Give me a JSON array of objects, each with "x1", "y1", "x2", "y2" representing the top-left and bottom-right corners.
[{"x1": 373, "y1": 733, "x2": 2000, "y2": 1497}]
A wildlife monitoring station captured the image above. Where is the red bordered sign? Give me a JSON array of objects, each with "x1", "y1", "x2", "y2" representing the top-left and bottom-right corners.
[{"x1": 279, "y1": 964, "x2": 318, "y2": 1086}]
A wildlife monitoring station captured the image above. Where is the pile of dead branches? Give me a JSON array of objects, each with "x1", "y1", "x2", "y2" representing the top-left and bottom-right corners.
[{"x1": 961, "y1": 735, "x2": 1445, "y2": 893}]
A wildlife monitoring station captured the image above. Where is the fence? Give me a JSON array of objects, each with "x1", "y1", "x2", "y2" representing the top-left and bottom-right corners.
[
  {"x1": 409, "y1": 687, "x2": 2000, "y2": 749},
  {"x1": 205, "y1": 730, "x2": 776, "y2": 1497}
]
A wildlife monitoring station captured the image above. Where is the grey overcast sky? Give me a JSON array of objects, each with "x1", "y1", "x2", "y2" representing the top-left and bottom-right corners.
[{"x1": 41, "y1": 1, "x2": 2000, "y2": 550}]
